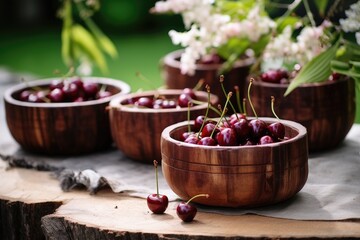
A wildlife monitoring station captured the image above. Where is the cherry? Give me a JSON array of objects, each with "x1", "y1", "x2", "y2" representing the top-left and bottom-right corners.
[
  {"x1": 48, "y1": 88, "x2": 64, "y2": 102},
  {"x1": 49, "y1": 79, "x2": 64, "y2": 90},
  {"x1": 83, "y1": 82, "x2": 99, "y2": 98},
  {"x1": 232, "y1": 118, "x2": 251, "y2": 141},
  {"x1": 136, "y1": 97, "x2": 153, "y2": 108},
  {"x1": 19, "y1": 90, "x2": 32, "y2": 101},
  {"x1": 176, "y1": 194, "x2": 209, "y2": 222},
  {"x1": 184, "y1": 135, "x2": 199, "y2": 144},
  {"x1": 268, "y1": 96, "x2": 285, "y2": 140},
  {"x1": 197, "y1": 136, "x2": 216, "y2": 146},
  {"x1": 201, "y1": 122, "x2": 218, "y2": 138},
  {"x1": 248, "y1": 119, "x2": 267, "y2": 141},
  {"x1": 96, "y1": 91, "x2": 112, "y2": 99},
  {"x1": 27, "y1": 93, "x2": 42, "y2": 103},
  {"x1": 259, "y1": 135, "x2": 274, "y2": 145},
  {"x1": 182, "y1": 88, "x2": 196, "y2": 100},
  {"x1": 71, "y1": 78, "x2": 84, "y2": 89},
  {"x1": 161, "y1": 99, "x2": 177, "y2": 109},
  {"x1": 178, "y1": 93, "x2": 193, "y2": 108},
  {"x1": 147, "y1": 160, "x2": 168, "y2": 214},
  {"x1": 194, "y1": 115, "x2": 205, "y2": 132},
  {"x1": 216, "y1": 127, "x2": 238, "y2": 146},
  {"x1": 62, "y1": 82, "x2": 79, "y2": 101},
  {"x1": 260, "y1": 69, "x2": 288, "y2": 84},
  {"x1": 179, "y1": 131, "x2": 195, "y2": 142}
]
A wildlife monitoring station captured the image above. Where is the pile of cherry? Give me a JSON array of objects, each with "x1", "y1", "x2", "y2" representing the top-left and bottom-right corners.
[
  {"x1": 121, "y1": 88, "x2": 197, "y2": 109},
  {"x1": 18, "y1": 78, "x2": 112, "y2": 103},
  {"x1": 260, "y1": 66, "x2": 341, "y2": 84},
  {"x1": 179, "y1": 113, "x2": 286, "y2": 146}
]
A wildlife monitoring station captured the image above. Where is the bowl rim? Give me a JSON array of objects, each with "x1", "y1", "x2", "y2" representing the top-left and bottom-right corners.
[
  {"x1": 109, "y1": 89, "x2": 219, "y2": 113},
  {"x1": 4, "y1": 76, "x2": 131, "y2": 108},
  {"x1": 163, "y1": 49, "x2": 255, "y2": 70},
  {"x1": 161, "y1": 117, "x2": 307, "y2": 149},
  {"x1": 250, "y1": 75, "x2": 351, "y2": 89}
]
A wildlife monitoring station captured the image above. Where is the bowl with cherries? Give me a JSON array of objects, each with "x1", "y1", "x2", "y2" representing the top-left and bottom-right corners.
[
  {"x1": 161, "y1": 99, "x2": 309, "y2": 207},
  {"x1": 108, "y1": 87, "x2": 219, "y2": 163},
  {"x1": 249, "y1": 67, "x2": 356, "y2": 151},
  {"x1": 4, "y1": 77, "x2": 131, "y2": 155}
]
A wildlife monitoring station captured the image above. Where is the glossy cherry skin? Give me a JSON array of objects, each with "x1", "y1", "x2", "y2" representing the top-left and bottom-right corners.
[
  {"x1": 259, "y1": 135, "x2": 274, "y2": 145},
  {"x1": 182, "y1": 88, "x2": 197, "y2": 100},
  {"x1": 19, "y1": 90, "x2": 32, "y2": 101},
  {"x1": 180, "y1": 131, "x2": 195, "y2": 142},
  {"x1": 232, "y1": 118, "x2": 250, "y2": 141},
  {"x1": 194, "y1": 115, "x2": 205, "y2": 132},
  {"x1": 267, "y1": 122, "x2": 285, "y2": 140},
  {"x1": 176, "y1": 202, "x2": 197, "y2": 222},
  {"x1": 248, "y1": 119, "x2": 267, "y2": 141},
  {"x1": 216, "y1": 128, "x2": 238, "y2": 146},
  {"x1": 197, "y1": 136, "x2": 216, "y2": 146},
  {"x1": 62, "y1": 82, "x2": 79, "y2": 101},
  {"x1": 184, "y1": 135, "x2": 199, "y2": 144},
  {"x1": 49, "y1": 80, "x2": 64, "y2": 91},
  {"x1": 201, "y1": 123, "x2": 218, "y2": 138},
  {"x1": 48, "y1": 88, "x2": 64, "y2": 102},
  {"x1": 260, "y1": 69, "x2": 288, "y2": 84},
  {"x1": 177, "y1": 93, "x2": 193, "y2": 108},
  {"x1": 147, "y1": 194, "x2": 169, "y2": 214},
  {"x1": 136, "y1": 97, "x2": 153, "y2": 108},
  {"x1": 161, "y1": 99, "x2": 177, "y2": 109},
  {"x1": 83, "y1": 82, "x2": 99, "y2": 98}
]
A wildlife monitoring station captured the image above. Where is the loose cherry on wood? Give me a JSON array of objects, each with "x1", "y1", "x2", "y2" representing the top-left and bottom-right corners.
[
  {"x1": 147, "y1": 160, "x2": 168, "y2": 214},
  {"x1": 176, "y1": 194, "x2": 209, "y2": 222}
]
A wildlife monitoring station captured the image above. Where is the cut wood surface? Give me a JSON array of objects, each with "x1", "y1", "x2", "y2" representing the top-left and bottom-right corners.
[{"x1": 1, "y1": 160, "x2": 360, "y2": 240}]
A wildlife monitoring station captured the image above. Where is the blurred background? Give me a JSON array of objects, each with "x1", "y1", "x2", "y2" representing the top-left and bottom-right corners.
[
  {"x1": 0, "y1": 0, "x2": 183, "y2": 91},
  {"x1": 0, "y1": 0, "x2": 359, "y2": 122}
]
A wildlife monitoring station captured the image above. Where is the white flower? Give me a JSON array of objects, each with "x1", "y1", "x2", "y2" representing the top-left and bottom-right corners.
[
  {"x1": 356, "y1": 32, "x2": 360, "y2": 45},
  {"x1": 340, "y1": 1, "x2": 360, "y2": 33}
]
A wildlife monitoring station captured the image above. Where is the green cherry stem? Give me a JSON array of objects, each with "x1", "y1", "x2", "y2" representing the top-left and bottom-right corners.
[
  {"x1": 197, "y1": 85, "x2": 211, "y2": 139},
  {"x1": 242, "y1": 98, "x2": 247, "y2": 116},
  {"x1": 153, "y1": 160, "x2": 160, "y2": 197},
  {"x1": 271, "y1": 96, "x2": 281, "y2": 121},
  {"x1": 220, "y1": 75, "x2": 237, "y2": 114},
  {"x1": 210, "y1": 92, "x2": 232, "y2": 138},
  {"x1": 193, "y1": 78, "x2": 205, "y2": 91},
  {"x1": 234, "y1": 85, "x2": 244, "y2": 114},
  {"x1": 247, "y1": 78, "x2": 257, "y2": 119},
  {"x1": 186, "y1": 193, "x2": 209, "y2": 205}
]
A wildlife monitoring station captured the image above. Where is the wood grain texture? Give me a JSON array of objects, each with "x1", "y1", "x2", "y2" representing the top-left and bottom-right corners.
[
  {"x1": 161, "y1": 118, "x2": 308, "y2": 208},
  {"x1": 1, "y1": 160, "x2": 360, "y2": 239},
  {"x1": 3, "y1": 77, "x2": 130, "y2": 155},
  {"x1": 249, "y1": 77, "x2": 356, "y2": 151},
  {"x1": 109, "y1": 89, "x2": 218, "y2": 163},
  {"x1": 162, "y1": 49, "x2": 254, "y2": 110}
]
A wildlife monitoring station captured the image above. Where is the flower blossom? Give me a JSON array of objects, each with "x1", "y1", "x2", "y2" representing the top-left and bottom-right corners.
[{"x1": 340, "y1": 1, "x2": 360, "y2": 45}]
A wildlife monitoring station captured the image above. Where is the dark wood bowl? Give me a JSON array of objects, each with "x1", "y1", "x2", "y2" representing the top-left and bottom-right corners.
[
  {"x1": 248, "y1": 77, "x2": 356, "y2": 151},
  {"x1": 4, "y1": 77, "x2": 131, "y2": 155},
  {"x1": 162, "y1": 49, "x2": 254, "y2": 110},
  {"x1": 161, "y1": 117, "x2": 308, "y2": 208},
  {"x1": 109, "y1": 89, "x2": 219, "y2": 163}
]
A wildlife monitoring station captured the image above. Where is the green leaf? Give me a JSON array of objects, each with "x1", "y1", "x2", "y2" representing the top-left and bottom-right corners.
[
  {"x1": 314, "y1": 0, "x2": 329, "y2": 17},
  {"x1": 284, "y1": 38, "x2": 340, "y2": 96},
  {"x1": 276, "y1": 16, "x2": 300, "y2": 33}
]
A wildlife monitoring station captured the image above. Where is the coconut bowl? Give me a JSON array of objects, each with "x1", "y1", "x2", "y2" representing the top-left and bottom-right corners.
[
  {"x1": 109, "y1": 89, "x2": 219, "y2": 163},
  {"x1": 4, "y1": 77, "x2": 131, "y2": 155},
  {"x1": 248, "y1": 77, "x2": 355, "y2": 152},
  {"x1": 161, "y1": 117, "x2": 308, "y2": 208}
]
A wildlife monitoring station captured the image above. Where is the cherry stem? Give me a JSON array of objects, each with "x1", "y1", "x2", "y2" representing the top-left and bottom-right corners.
[
  {"x1": 234, "y1": 85, "x2": 244, "y2": 114},
  {"x1": 247, "y1": 78, "x2": 257, "y2": 119},
  {"x1": 210, "y1": 92, "x2": 232, "y2": 138},
  {"x1": 191, "y1": 99, "x2": 221, "y2": 116},
  {"x1": 186, "y1": 193, "x2": 209, "y2": 205},
  {"x1": 153, "y1": 160, "x2": 160, "y2": 197},
  {"x1": 193, "y1": 78, "x2": 205, "y2": 91},
  {"x1": 271, "y1": 96, "x2": 280, "y2": 121},
  {"x1": 242, "y1": 98, "x2": 247, "y2": 116},
  {"x1": 99, "y1": 84, "x2": 106, "y2": 92},
  {"x1": 220, "y1": 75, "x2": 237, "y2": 114},
  {"x1": 187, "y1": 102, "x2": 191, "y2": 133},
  {"x1": 197, "y1": 85, "x2": 211, "y2": 139}
]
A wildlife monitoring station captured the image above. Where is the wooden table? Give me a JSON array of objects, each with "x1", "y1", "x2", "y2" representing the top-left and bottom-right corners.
[{"x1": 1, "y1": 159, "x2": 360, "y2": 240}]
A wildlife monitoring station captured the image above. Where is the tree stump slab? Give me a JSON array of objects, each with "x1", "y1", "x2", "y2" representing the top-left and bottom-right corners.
[{"x1": 1, "y1": 160, "x2": 360, "y2": 239}]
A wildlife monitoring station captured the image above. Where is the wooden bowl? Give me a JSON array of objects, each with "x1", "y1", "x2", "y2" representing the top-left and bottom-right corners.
[
  {"x1": 162, "y1": 49, "x2": 254, "y2": 109},
  {"x1": 248, "y1": 77, "x2": 356, "y2": 151},
  {"x1": 161, "y1": 117, "x2": 308, "y2": 208},
  {"x1": 4, "y1": 77, "x2": 131, "y2": 155},
  {"x1": 109, "y1": 89, "x2": 219, "y2": 163}
]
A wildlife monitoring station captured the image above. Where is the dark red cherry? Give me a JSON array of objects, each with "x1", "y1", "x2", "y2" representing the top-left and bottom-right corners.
[
  {"x1": 248, "y1": 119, "x2": 267, "y2": 141},
  {"x1": 19, "y1": 90, "x2": 32, "y2": 101},
  {"x1": 184, "y1": 135, "x2": 199, "y2": 144},
  {"x1": 194, "y1": 115, "x2": 205, "y2": 132},
  {"x1": 197, "y1": 136, "x2": 217, "y2": 146},
  {"x1": 232, "y1": 118, "x2": 250, "y2": 141},
  {"x1": 27, "y1": 92, "x2": 42, "y2": 102},
  {"x1": 176, "y1": 194, "x2": 209, "y2": 222},
  {"x1": 260, "y1": 69, "x2": 288, "y2": 84},
  {"x1": 62, "y1": 82, "x2": 79, "y2": 101},
  {"x1": 177, "y1": 93, "x2": 193, "y2": 108},
  {"x1": 216, "y1": 127, "x2": 238, "y2": 146},
  {"x1": 136, "y1": 97, "x2": 153, "y2": 108},
  {"x1": 180, "y1": 132, "x2": 195, "y2": 142},
  {"x1": 49, "y1": 79, "x2": 64, "y2": 90},
  {"x1": 267, "y1": 122, "x2": 285, "y2": 140},
  {"x1": 83, "y1": 82, "x2": 99, "y2": 98},
  {"x1": 71, "y1": 78, "x2": 84, "y2": 89},
  {"x1": 147, "y1": 194, "x2": 169, "y2": 214},
  {"x1": 161, "y1": 99, "x2": 177, "y2": 109},
  {"x1": 96, "y1": 91, "x2": 112, "y2": 99},
  {"x1": 259, "y1": 135, "x2": 274, "y2": 145},
  {"x1": 201, "y1": 123, "x2": 218, "y2": 138},
  {"x1": 48, "y1": 88, "x2": 64, "y2": 102}
]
